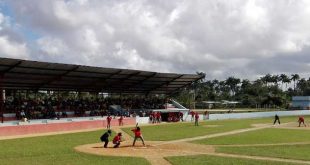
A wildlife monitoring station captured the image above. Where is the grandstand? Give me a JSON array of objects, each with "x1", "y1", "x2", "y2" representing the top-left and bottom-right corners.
[{"x1": 0, "y1": 57, "x2": 202, "y2": 135}]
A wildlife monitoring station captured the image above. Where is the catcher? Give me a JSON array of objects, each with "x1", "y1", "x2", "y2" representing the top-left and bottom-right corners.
[{"x1": 112, "y1": 132, "x2": 123, "y2": 148}]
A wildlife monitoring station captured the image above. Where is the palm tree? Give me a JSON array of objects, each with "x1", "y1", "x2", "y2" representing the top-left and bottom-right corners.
[
  {"x1": 261, "y1": 74, "x2": 272, "y2": 86},
  {"x1": 296, "y1": 78, "x2": 308, "y2": 95},
  {"x1": 280, "y1": 74, "x2": 290, "y2": 91},
  {"x1": 291, "y1": 74, "x2": 300, "y2": 91},
  {"x1": 271, "y1": 75, "x2": 280, "y2": 87},
  {"x1": 225, "y1": 76, "x2": 241, "y2": 96}
]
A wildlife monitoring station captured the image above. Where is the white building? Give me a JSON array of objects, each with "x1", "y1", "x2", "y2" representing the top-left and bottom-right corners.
[{"x1": 292, "y1": 96, "x2": 310, "y2": 110}]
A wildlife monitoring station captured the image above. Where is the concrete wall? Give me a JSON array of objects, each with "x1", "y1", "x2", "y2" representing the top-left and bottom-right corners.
[
  {"x1": 133, "y1": 110, "x2": 310, "y2": 124},
  {"x1": 208, "y1": 110, "x2": 310, "y2": 120},
  {"x1": 135, "y1": 116, "x2": 150, "y2": 124},
  {"x1": 0, "y1": 117, "x2": 136, "y2": 136}
]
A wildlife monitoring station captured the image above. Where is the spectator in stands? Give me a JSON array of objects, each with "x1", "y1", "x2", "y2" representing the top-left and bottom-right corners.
[
  {"x1": 56, "y1": 112, "x2": 61, "y2": 120},
  {"x1": 100, "y1": 130, "x2": 112, "y2": 148},
  {"x1": 62, "y1": 111, "x2": 68, "y2": 118},
  {"x1": 112, "y1": 132, "x2": 122, "y2": 148},
  {"x1": 179, "y1": 111, "x2": 184, "y2": 122},
  {"x1": 20, "y1": 110, "x2": 26, "y2": 118}
]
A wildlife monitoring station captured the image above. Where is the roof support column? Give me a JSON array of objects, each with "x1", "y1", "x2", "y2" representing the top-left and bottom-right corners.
[
  {"x1": 0, "y1": 74, "x2": 4, "y2": 123},
  {"x1": 165, "y1": 83, "x2": 168, "y2": 109}
]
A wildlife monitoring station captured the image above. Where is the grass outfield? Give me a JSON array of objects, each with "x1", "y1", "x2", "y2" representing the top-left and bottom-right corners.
[
  {"x1": 195, "y1": 128, "x2": 310, "y2": 145},
  {"x1": 216, "y1": 144, "x2": 310, "y2": 161},
  {"x1": 166, "y1": 155, "x2": 296, "y2": 165},
  {"x1": 122, "y1": 116, "x2": 297, "y2": 141},
  {"x1": 0, "y1": 130, "x2": 150, "y2": 165},
  {"x1": 192, "y1": 118, "x2": 310, "y2": 161}
]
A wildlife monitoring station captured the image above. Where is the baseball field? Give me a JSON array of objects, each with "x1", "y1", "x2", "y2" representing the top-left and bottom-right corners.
[{"x1": 1, "y1": 116, "x2": 309, "y2": 165}]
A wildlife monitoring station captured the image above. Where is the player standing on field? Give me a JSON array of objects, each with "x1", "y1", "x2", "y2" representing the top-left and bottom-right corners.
[
  {"x1": 194, "y1": 112, "x2": 199, "y2": 126},
  {"x1": 298, "y1": 116, "x2": 307, "y2": 127},
  {"x1": 107, "y1": 115, "x2": 112, "y2": 129},
  {"x1": 273, "y1": 114, "x2": 280, "y2": 125},
  {"x1": 131, "y1": 126, "x2": 145, "y2": 146}
]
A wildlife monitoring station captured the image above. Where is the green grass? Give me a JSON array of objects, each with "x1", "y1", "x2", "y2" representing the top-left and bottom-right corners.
[
  {"x1": 216, "y1": 144, "x2": 310, "y2": 161},
  {"x1": 0, "y1": 116, "x2": 307, "y2": 165},
  {"x1": 195, "y1": 128, "x2": 310, "y2": 145},
  {"x1": 122, "y1": 116, "x2": 298, "y2": 141},
  {"x1": 191, "y1": 119, "x2": 310, "y2": 161},
  {"x1": 0, "y1": 130, "x2": 150, "y2": 165},
  {"x1": 166, "y1": 155, "x2": 296, "y2": 165}
]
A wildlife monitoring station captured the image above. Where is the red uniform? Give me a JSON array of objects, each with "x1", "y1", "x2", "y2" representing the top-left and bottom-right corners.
[
  {"x1": 113, "y1": 135, "x2": 121, "y2": 143},
  {"x1": 107, "y1": 116, "x2": 112, "y2": 122},
  {"x1": 195, "y1": 113, "x2": 199, "y2": 119},
  {"x1": 299, "y1": 116, "x2": 304, "y2": 122},
  {"x1": 119, "y1": 116, "x2": 124, "y2": 126},
  {"x1": 112, "y1": 134, "x2": 122, "y2": 148},
  {"x1": 194, "y1": 112, "x2": 199, "y2": 126},
  {"x1": 131, "y1": 127, "x2": 145, "y2": 146},
  {"x1": 190, "y1": 111, "x2": 195, "y2": 121},
  {"x1": 107, "y1": 116, "x2": 112, "y2": 129},
  {"x1": 132, "y1": 128, "x2": 141, "y2": 137},
  {"x1": 298, "y1": 116, "x2": 306, "y2": 127}
]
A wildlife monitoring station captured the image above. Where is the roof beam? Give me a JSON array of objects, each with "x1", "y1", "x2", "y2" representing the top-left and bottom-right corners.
[
  {"x1": 112, "y1": 71, "x2": 141, "y2": 91},
  {"x1": 84, "y1": 70, "x2": 122, "y2": 90},
  {"x1": 125, "y1": 72, "x2": 157, "y2": 90},
  {"x1": 147, "y1": 75, "x2": 184, "y2": 94},
  {"x1": 38, "y1": 65, "x2": 80, "y2": 89},
  {"x1": 0, "y1": 60, "x2": 23, "y2": 74},
  {"x1": 170, "y1": 76, "x2": 205, "y2": 95}
]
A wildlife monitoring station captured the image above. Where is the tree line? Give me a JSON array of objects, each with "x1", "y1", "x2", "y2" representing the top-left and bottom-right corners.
[{"x1": 174, "y1": 73, "x2": 310, "y2": 109}]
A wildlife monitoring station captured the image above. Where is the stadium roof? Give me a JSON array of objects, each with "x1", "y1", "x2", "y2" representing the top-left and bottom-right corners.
[{"x1": 0, "y1": 57, "x2": 203, "y2": 95}]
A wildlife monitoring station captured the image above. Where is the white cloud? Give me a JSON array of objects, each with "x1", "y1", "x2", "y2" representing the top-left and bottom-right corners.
[
  {"x1": 37, "y1": 37, "x2": 68, "y2": 56},
  {"x1": 2, "y1": 0, "x2": 310, "y2": 80},
  {"x1": 0, "y1": 35, "x2": 29, "y2": 58}
]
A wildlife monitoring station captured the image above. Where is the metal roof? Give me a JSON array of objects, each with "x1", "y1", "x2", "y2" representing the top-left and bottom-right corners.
[{"x1": 0, "y1": 57, "x2": 203, "y2": 94}]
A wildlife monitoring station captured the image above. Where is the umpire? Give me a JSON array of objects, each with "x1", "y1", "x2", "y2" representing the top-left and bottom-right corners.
[{"x1": 100, "y1": 130, "x2": 112, "y2": 148}]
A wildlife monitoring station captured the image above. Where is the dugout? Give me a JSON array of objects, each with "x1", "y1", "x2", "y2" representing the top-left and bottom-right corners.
[
  {"x1": 0, "y1": 57, "x2": 203, "y2": 123},
  {"x1": 152, "y1": 109, "x2": 188, "y2": 122}
]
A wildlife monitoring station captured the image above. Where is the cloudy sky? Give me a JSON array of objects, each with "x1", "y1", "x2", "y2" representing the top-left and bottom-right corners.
[{"x1": 0, "y1": 0, "x2": 310, "y2": 80}]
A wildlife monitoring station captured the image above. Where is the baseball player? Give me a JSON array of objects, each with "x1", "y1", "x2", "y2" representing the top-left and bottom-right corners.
[
  {"x1": 131, "y1": 126, "x2": 145, "y2": 146},
  {"x1": 112, "y1": 132, "x2": 122, "y2": 148},
  {"x1": 107, "y1": 115, "x2": 112, "y2": 129},
  {"x1": 298, "y1": 116, "x2": 307, "y2": 127}
]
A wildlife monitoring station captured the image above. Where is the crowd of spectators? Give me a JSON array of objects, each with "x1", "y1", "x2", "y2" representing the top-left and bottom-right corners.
[{"x1": 3, "y1": 97, "x2": 168, "y2": 120}]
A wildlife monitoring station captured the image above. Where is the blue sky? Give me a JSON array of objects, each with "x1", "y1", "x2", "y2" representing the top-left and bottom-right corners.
[{"x1": 0, "y1": 0, "x2": 310, "y2": 80}]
